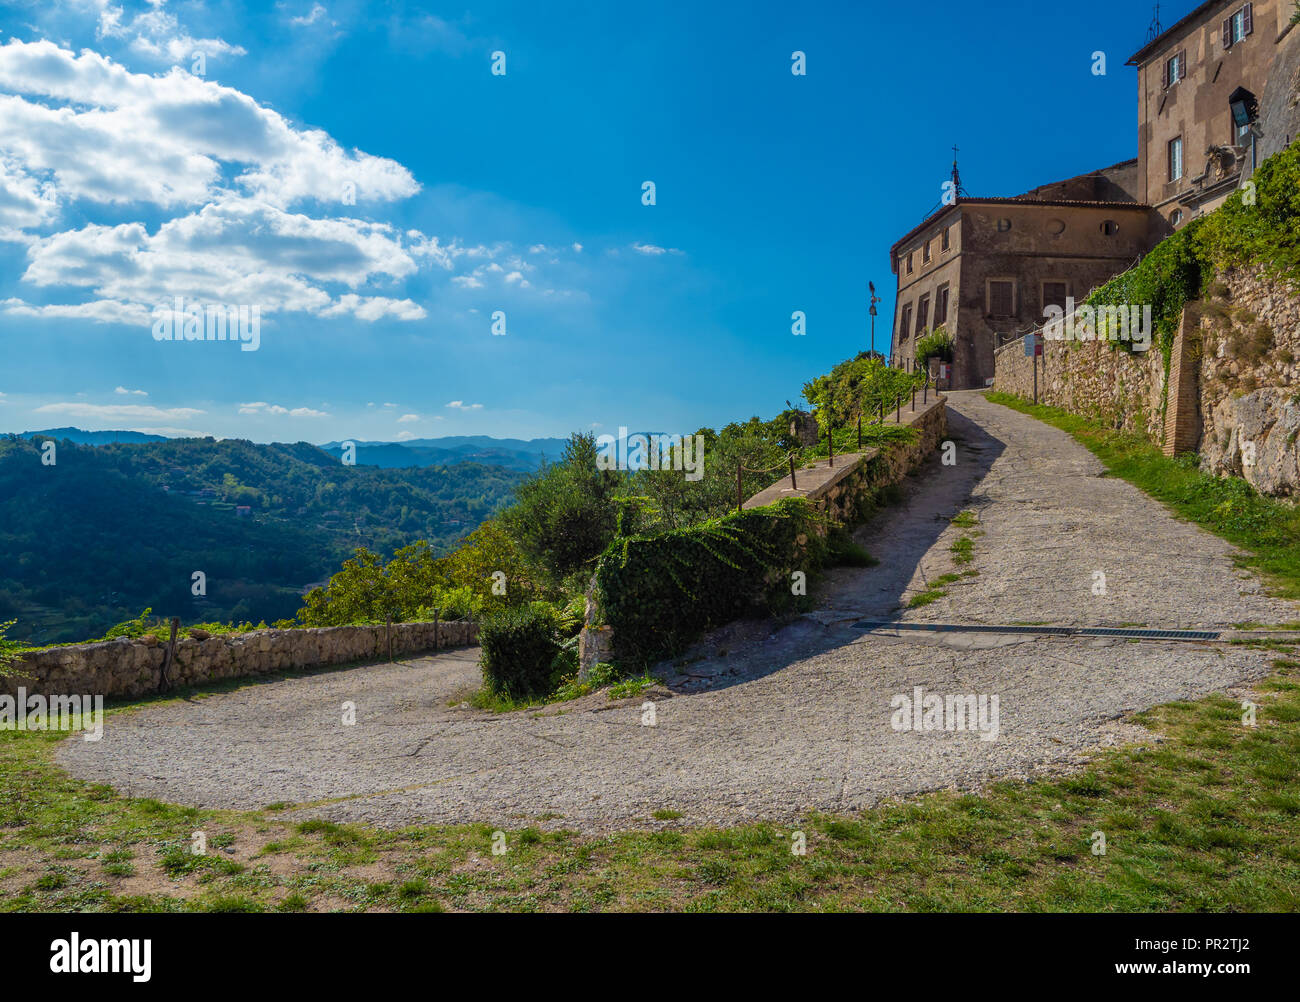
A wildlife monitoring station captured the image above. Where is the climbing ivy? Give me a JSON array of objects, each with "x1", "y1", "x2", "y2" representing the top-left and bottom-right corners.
[{"x1": 593, "y1": 498, "x2": 831, "y2": 667}]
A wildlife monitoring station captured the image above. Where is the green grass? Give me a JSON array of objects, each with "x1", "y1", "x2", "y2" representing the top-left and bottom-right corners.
[
  {"x1": 3, "y1": 654, "x2": 1299, "y2": 911},
  {"x1": 907, "y1": 588, "x2": 947, "y2": 608},
  {"x1": 986, "y1": 392, "x2": 1300, "y2": 598}
]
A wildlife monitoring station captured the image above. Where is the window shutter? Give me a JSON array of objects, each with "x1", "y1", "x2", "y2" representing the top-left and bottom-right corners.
[
  {"x1": 1223, "y1": 17, "x2": 1233, "y2": 48},
  {"x1": 1243, "y1": 3, "x2": 1253, "y2": 36},
  {"x1": 1178, "y1": 50, "x2": 1186, "y2": 79}
]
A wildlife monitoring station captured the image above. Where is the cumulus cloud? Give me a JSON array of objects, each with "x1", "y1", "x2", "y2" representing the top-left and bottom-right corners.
[
  {"x1": 114, "y1": 385, "x2": 147, "y2": 396},
  {"x1": 445, "y1": 400, "x2": 482, "y2": 411},
  {"x1": 96, "y1": 0, "x2": 248, "y2": 64},
  {"x1": 237, "y1": 401, "x2": 328, "y2": 418}
]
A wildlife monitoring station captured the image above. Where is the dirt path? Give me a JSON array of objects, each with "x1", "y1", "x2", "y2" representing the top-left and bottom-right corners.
[{"x1": 58, "y1": 392, "x2": 1298, "y2": 831}]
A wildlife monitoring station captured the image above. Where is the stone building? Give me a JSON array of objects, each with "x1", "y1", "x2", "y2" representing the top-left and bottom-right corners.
[
  {"x1": 888, "y1": 0, "x2": 1295, "y2": 390},
  {"x1": 888, "y1": 162, "x2": 1154, "y2": 389},
  {"x1": 1127, "y1": 0, "x2": 1290, "y2": 232}
]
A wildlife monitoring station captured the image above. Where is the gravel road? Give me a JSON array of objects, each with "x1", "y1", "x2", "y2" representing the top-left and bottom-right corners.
[{"x1": 58, "y1": 392, "x2": 1298, "y2": 831}]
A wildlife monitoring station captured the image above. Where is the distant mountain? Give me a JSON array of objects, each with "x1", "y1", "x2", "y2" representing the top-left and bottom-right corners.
[
  {"x1": 18, "y1": 427, "x2": 171, "y2": 445},
  {"x1": 318, "y1": 436, "x2": 570, "y2": 472},
  {"x1": 0, "y1": 435, "x2": 525, "y2": 644}
]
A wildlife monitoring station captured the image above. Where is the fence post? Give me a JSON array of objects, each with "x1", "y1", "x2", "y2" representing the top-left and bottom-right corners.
[
  {"x1": 912, "y1": 386, "x2": 916, "y2": 410},
  {"x1": 789, "y1": 455, "x2": 798, "y2": 491},
  {"x1": 896, "y1": 394, "x2": 901, "y2": 422}
]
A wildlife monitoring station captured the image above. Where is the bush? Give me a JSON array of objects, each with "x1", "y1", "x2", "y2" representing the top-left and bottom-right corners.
[
  {"x1": 593, "y1": 497, "x2": 830, "y2": 667},
  {"x1": 914, "y1": 326, "x2": 954, "y2": 365},
  {"x1": 479, "y1": 604, "x2": 562, "y2": 700}
]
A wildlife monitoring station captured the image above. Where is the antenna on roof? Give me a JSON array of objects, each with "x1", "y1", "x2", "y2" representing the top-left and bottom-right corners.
[
  {"x1": 950, "y1": 143, "x2": 967, "y2": 199},
  {"x1": 1146, "y1": 3, "x2": 1162, "y2": 43}
]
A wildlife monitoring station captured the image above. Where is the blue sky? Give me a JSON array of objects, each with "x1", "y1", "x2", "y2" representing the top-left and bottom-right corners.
[{"x1": 0, "y1": 0, "x2": 1177, "y2": 443}]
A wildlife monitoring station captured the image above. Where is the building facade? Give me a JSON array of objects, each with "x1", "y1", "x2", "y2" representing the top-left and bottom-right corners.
[
  {"x1": 887, "y1": 1, "x2": 1292, "y2": 389},
  {"x1": 1128, "y1": 0, "x2": 1286, "y2": 230},
  {"x1": 889, "y1": 163, "x2": 1154, "y2": 389}
]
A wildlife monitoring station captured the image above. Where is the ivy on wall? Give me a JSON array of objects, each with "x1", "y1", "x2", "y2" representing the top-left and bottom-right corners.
[{"x1": 592, "y1": 497, "x2": 830, "y2": 667}]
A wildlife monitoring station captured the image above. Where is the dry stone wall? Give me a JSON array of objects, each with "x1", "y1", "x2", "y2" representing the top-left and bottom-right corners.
[
  {"x1": 993, "y1": 265, "x2": 1299, "y2": 497},
  {"x1": 3, "y1": 619, "x2": 477, "y2": 700}
]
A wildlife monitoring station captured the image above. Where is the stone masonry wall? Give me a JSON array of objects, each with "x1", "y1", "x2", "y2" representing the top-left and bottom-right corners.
[
  {"x1": 3, "y1": 619, "x2": 478, "y2": 700},
  {"x1": 993, "y1": 264, "x2": 1300, "y2": 497}
]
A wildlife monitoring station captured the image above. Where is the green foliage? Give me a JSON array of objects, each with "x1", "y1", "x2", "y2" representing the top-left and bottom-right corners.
[
  {"x1": 501, "y1": 433, "x2": 624, "y2": 584},
  {"x1": 1084, "y1": 141, "x2": 1300, "y2": 363},
  {"x1": 1085, "y1": 216, "x2": 1209, "y2": 359},
  {"x1": 801, "y1": 352, "x2": 922, "y2": 433},
  {"x1": 593, "y1": 498, "x2": 830, "y2": 667},
  {"x1": 0, "y1": 619, "x2": 27, "y2": 678},
  {"x1": 914, "y1": 326, "x2": 954, "y2": 365},
  {"x1": 478, "y1": 603, "x2": 563, "y2": 700},
  {"x1": 1195, "y1": 140, "x2": 1300, "y2": 288},
  {"x1": 0, "y1": 433, "x2": 522, "y2": 644}
]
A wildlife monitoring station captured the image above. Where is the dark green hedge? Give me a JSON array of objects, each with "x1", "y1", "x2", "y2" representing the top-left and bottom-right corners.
[{"x1": 593, "y1": 497, "x2": 830, "y2": 667}]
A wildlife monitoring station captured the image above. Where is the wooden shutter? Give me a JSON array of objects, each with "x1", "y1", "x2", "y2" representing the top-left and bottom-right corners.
[
  {"x1": 1223, "y1": 17, "x2": 1233, "y2": 48},
  {"x1": 1178, "y1": 50, "x2": 1186, "y2": 79},
  {"x1": 1243, "y1": 3, "x2": 1253, "y2": 36}
]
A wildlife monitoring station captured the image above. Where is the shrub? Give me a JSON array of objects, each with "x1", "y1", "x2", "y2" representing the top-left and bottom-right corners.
[
  {"x1": 479, "y1": 604, "x2": 562, "y2": 700},
  {"x1": 914, "y1": 326, "x2": 954, "y2": 365},
  {"x1": 593, "y1": 497, "x2": 830, "y2": 667}
]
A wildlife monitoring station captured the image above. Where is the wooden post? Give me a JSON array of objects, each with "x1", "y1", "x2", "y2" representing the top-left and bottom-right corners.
[
  {"x1": 789, "y1": 455, "x2": 798, "y2": 491},
  {"x1": 159, "y1": 617, "x2": 179, "y2": 692},
  {"x1": 912, "y1": 386, "x2": 916, "y2": 410},
  {"x1": 896, "y1": 394, "x2": 901, "y2": 422}
]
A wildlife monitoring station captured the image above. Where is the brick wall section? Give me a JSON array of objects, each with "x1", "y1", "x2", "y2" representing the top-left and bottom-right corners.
[
  {"x1": 1164, "y1": 314, "x2": 1202, "y2": 456},
  {"x1": 3, "y1": 619, "x2": 478, "y2": 700}
]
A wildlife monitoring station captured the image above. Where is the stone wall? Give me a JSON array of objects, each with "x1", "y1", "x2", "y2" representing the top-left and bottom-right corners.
[
  {"x1": 992, "y1": 322, "x2": 1167, "y2": 440},
  {"x1": 992, "y1": 264, "x2": 1300, "y2": 497},
  {"x1": 3, "y1": 619, "x2": 478, "y2": 700}
]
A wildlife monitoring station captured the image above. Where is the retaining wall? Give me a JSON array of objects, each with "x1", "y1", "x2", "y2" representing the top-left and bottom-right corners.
[{"x1": 3, "y1": 619, "x2": 477, "y2": 700}]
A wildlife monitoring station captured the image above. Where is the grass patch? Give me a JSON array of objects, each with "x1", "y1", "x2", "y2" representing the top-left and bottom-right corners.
[
  {"x1": 985, "y1": 392, "x2": 1300, "y2": 598},
  {"x1": 907, "y1": 588, "x2": 947, "y2": 608}
]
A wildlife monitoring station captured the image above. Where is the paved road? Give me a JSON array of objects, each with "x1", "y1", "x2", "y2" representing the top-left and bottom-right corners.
[{"x1": 59, "y1": 392, "x2": 1298, "y2": 830}]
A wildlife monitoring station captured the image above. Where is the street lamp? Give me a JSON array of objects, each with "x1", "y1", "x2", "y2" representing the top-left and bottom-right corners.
[
  {"x1": 1228, "y1": 87, "x2": 1257, "y2": 129},
  {"x1": 868, "y1": 280, "x2": 880, "y2": 358}
]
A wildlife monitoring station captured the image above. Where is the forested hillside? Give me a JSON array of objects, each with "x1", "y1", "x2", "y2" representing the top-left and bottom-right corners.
[{"x1": 0, "y1": 434, "x2": 524, "y2": 643}]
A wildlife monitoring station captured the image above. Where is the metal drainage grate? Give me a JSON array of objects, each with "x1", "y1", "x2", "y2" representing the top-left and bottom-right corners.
[{"x1": 852, "y1": 621, "x2": 1220, "y2": 642}]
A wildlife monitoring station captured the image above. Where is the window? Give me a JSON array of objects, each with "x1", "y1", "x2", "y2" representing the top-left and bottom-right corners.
[
  {"x1": 1165, "y1": 50, "x2": 1186, "y2": 87},
  {"x1": 899, "y1": 304, "x2": 912, "y2": 340},
  {"x1": 941, "y1": 226, "x2": 951, "y2": 251},
  {"x1": 1101, "y1": 219, "x2": 1121, "y2": 235},
  {"x1": 996, "y1": 218, "x2": 1012, "y2": 232},
  {"x1": 1223, "y1": 3, "x2": 1253, "y2": 48},
  {"x1": 923, "y1": 240, "x2": 931, "y2": 263},
  {"x1": 934, "y1": 284, "x2": 950, "y2": 325},
  {"x1": 916, "y1": 294, "x2": 930, "y2": 335},
  {"x1": 906, "y1": 252, "x2": 914, "y2": 275},
  {"x1": 1042, "y1": 281, "x2": 1069, "y2": 313},
  {"x1": 987, "y1": 280, "x2": 1015, "y2": 317},
  {"x1": 1169, "y1": 136, "x2": 1184, "y2": 181},
  {"x1": 1171, "y1": 208, "x2": 1184, "y2": 225}
]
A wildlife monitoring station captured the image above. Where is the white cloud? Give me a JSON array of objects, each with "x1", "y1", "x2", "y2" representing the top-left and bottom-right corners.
[
  {"x1": 290, "y1": 4, "x2": 329, "y2": 28},
  {"x1": 397, "y1": 413, "x2": 419, "y2": 423},
  {"x1": 445, "y1": 400, "x2": 482, "y2": 411},
  {"x1": 2, "y1": 297, "x2": 153, "y2": 325},
  {"x1": 34, "y1": 401, "x2": 204, "y2": 420},
  {"x1": 631, "y1": 242, "x2": 684, "y2": 256},
  {"x1": 114, "y1": 385, "x2": 147, "y2": 396},
  {"x1": 237, "y1": 401, "x2": 327, "y2": 418},
  {"x1": 395, "y1": 430, "x2": 415, "y2": 441},
  {"x1": 96, "y1": 0, "x2": 248, "y2": 65}
]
